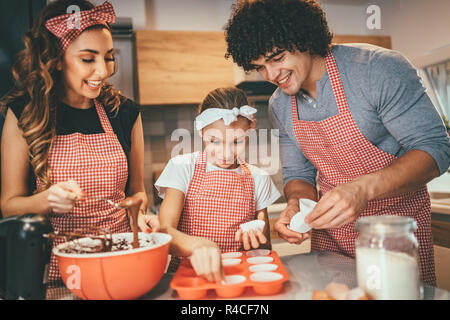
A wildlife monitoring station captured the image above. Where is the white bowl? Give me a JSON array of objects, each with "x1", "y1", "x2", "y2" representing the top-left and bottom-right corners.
[
  {"x1": 246, "y1": 249, "x2": 271, "y2": 257},
  {"x1": 249, "y1": 263, "x2": 278, "y2": 272},
  {"x1": 250, "y1": 272, "x2": 283, "y2": 282},
  {"x1": 221, "y1": 252, "x2": 243, "y2": 259},
  {"x1": 222, "y1": 258, "x2": 241, "y2": 266},
  {"x1": 221, "y1": 275, "x2": 246, "y2": 285},
  {"x1": 247, "y1": 256, "x2": 274, "y2": 264}
]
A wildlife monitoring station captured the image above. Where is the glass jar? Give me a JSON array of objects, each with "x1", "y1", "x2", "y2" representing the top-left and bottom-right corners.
[{"x1": 355, "y1": 215, "x2": 421, "y2": 300}]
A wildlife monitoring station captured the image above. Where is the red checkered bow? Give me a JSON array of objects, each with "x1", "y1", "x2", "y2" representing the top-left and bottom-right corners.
[{"x1": 45, "y1": 1, "x2": 116, "y2": 51}]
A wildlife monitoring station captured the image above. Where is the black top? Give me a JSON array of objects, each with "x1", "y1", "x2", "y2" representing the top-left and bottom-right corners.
[{"x1": 8, "y1": 96, "x2": 141, "y2": 193}]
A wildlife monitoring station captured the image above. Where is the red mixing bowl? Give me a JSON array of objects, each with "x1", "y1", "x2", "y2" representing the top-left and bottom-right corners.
[{"x1": 53, "y1": 232, "x2": 172, "y2": 300}]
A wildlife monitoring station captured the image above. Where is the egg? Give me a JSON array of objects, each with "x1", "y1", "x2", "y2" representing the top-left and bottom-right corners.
[
  {"x1": 324, "y1": 282, "x2": 349, "y2": 300},
  {"x1": 347, "y1": 287, "x2": 372, "y2": 300},
  {"x1": 312, "y1": 290, "x2": 331, "y2": 300}
]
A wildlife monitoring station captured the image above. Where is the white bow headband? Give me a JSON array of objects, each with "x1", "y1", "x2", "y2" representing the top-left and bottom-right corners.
[{"x1": 195, "y1": 105, "x2": 257, "y2": 130}]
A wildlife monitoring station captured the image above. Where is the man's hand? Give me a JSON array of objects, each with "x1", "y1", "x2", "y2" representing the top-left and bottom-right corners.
[
  {"x1": 274, "y1": 199, "x2": 311, "y2": 245},
  {"x1": 305, "y1": 180, "x2": 369, "y2": 229}
]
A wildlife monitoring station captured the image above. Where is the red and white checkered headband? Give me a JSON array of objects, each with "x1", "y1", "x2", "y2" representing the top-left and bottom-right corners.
[{"x1": 45, "y1": 1, "x2": 116, "y2": 51}]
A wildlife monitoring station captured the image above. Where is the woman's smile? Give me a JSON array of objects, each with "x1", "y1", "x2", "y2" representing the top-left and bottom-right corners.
[
  {"x1": 61, "y1": 28, "x2": 115, "y2": 108},
  {"x1": 84, "y1": 79, "x2": 103, "y2": 90}
]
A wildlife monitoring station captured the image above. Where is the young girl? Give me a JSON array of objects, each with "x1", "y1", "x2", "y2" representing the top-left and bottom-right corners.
[
  {"x1": 156, "y1": 87, "x2": 280, "y2": 282},
  {"x1": 0, "y1": 0, "x2": 159, "y2": 281}
]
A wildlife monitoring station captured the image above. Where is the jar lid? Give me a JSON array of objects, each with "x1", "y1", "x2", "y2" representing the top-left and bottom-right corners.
[{"x1": 355, "y1": 215, "x2": 417, "y2": 235}]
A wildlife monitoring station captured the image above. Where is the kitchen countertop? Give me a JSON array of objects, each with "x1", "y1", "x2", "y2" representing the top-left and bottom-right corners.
[
  {"x1": 428, "y1": 172, "x2": 450, "y2": 216},
  {"x1": 267, "y1": 172, "x2": 450, "y2": 217},
  {"x1": 46, "y1": 251, "x2": 450, "y2": 300},
  {"x1": 428, "y1": 172, "x2": 450, "y2": 194}
]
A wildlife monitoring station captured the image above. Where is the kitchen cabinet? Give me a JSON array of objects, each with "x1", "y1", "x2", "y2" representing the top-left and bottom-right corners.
[
  {"x1": 135, "y1": 30, "x2": 234, "y2": 105},
  {"x1": 332, "y1": 35, "x2": 391, "y2": 49},
  {"x1": 135, "y1": 32, "x2": 391, "y2": 105},
  {"x1": 434, "y1": 245, "x2": 450, "y2": 291}
]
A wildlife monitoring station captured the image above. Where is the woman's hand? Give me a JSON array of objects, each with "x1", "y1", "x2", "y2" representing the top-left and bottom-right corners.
[
  {"x1": 47, "y1": 180, "x2": 83, "y2": 214},
  {"x1": 137, "y1": 212, "x2": 160, "y2": 233},
  {"x1": 190, "y1": 240, "x2": 224, "y2": 283},
  {"x1": 274, "y1": 199, "x2": 310, "y2": 245},
  {"x1": 235, "y1": 228, "x2": 267, "y2": 250},
  {"x1": 305, "y1": 180, "x2": 369, "y2": 229}
]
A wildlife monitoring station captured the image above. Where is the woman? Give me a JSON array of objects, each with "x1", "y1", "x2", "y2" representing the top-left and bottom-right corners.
[{"x1": 0, "y1": 0, "x2": 159, "y2": 280}]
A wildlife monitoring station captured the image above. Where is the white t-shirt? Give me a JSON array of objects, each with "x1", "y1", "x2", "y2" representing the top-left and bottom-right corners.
[{"x1": 155, "y1": 152, "x2": 281, "y2": 211}]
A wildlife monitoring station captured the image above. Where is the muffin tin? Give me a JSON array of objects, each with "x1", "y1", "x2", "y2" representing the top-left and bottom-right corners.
[{"x1": 170, "y1": 249, "x2": 289, "y2": 299}]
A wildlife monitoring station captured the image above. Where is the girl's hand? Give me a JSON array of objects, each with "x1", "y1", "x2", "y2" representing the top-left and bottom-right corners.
[
  {"x1": 190, "y1": 241, "x2": 224, "y2": 283},
  {"x1": 47, "y1": 180, "x2": 83, "y2": 214},
  {"x1": 235, "y1": 228, "x2": 267, "y2": 250},
  {"x1": 137, "y1": 212, "x2": 160, "y2": 233}
]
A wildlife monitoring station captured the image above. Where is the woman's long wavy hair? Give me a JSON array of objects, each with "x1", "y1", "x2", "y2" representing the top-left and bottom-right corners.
[{"x1": 0, "y1": 0, "x2": 123, "y2": 192}]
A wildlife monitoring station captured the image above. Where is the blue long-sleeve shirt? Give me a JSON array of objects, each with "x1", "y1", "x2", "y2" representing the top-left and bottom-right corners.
[{"x1": 268, "y1": 44, "x2": 450, "y2": 187}]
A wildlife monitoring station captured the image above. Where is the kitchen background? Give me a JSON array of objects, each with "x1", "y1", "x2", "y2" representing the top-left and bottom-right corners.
[
  {"x1": 0, "y1": 0, "x2": 449, "y2": 289},
  {"x1": 106, "y1": 0, "x2": 450, "y2": 207}
]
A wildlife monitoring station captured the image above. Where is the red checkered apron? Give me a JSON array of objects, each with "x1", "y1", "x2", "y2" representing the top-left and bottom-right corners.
[
  {"x1": 168, "y1": 151, "x2": 256, "y2": 272},
  {"x1": 291, "y1": 52, "x2": 436, "y2": 285},
  {"x1": 38, "y1": 100, "x2": 131, "y2": 281}
]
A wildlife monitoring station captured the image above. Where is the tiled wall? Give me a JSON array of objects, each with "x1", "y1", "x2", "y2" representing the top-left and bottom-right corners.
[{"x1": 141, "y1": 99, "x2": 285, "y2": 207}]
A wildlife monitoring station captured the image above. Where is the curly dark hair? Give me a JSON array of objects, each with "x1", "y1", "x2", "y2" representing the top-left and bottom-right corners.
[{"x1": 224, "y1": 0, "x2": 333, "y2": 71}]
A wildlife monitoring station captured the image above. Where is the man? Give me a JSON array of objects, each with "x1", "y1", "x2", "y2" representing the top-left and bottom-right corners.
[{"x1": 224, "y1": 0, "x2": 450, "y2": 285}]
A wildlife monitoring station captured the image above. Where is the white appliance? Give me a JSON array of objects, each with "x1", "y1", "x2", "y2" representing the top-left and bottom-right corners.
[{"x1": 109, "y1": 17, "x2": 138, "y2": 101}]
